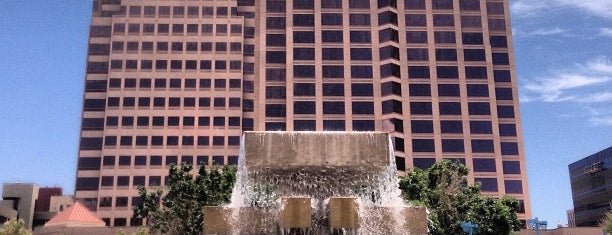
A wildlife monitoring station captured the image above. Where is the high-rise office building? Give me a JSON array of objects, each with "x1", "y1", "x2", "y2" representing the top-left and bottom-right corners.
[
  {"x1": 75, "y1": 0, "x2": 531, "y2": 226},
  {"x1": 569, "y1": 146, "x2": 612, "y2": 227}
]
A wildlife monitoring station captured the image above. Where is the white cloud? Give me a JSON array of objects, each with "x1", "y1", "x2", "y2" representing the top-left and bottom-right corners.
[
  {"x1": 582, "y1": 92, "x2": 612, "y2": 103},
  {"x1": 589, "y1": 117, "x2": 612, "y2": 126},
  {"x1": 523, "y1": 27, "x2": 567, "y2": 37},
  {"x1": 510, "y1": 1, "x2": 551, "y2": 18},
  {"x1": 554, "y1": 0, "x2": 612, "y2": 19},
  {"x1": 530, "y1": 27, "x2": 566, "y2": 36},
  {"x1": 513, "y1": 27, "x2": 568, "y2": 38},
  {"x1": 523, "y1": 57, "x2": 612, "y2": 103},
  {"x1": 511, "y1": 0, "x2": 612, "y2": 19},
  {"x1": 600, "y1": 28, "x2": 612, "y2": 38}
]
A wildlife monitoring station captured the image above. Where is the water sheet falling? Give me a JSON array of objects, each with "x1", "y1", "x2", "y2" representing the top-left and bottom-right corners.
[{"x1": 221, "y1": 131, "x2": 426, "y2": 234}]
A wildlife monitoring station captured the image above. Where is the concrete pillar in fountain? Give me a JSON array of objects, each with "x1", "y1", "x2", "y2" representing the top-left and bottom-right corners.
[{"x1": 329, "y1": 197, "x2": 360, "y2": 229}]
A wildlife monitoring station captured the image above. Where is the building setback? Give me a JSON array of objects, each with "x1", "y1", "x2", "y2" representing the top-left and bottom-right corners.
[
  {"x1": 569, "y1": 146, "x2": 612, "y2": 227},
  {"x1": 75, "y1": 0, "x2": 531, "y2": 226}
]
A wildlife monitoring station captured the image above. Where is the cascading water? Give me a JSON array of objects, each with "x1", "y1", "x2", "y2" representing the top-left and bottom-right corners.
[{"x1": 214, "y1": 131, "x2": 426, "y2": 235}]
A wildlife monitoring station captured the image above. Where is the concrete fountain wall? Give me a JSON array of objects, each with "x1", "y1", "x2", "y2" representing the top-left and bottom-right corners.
[{"x1": 204, "y1": 131, "x2": 427, "y2": 235}]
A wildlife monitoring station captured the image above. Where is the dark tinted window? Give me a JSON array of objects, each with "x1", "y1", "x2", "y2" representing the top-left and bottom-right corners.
[
  {"x1": 433, "y1": 14, "x2": 454, "y2": 26},
  {"x1": 322, "y1": 0, "x2": 342, "y2": 8},
  {"x1": 407, "y1": 48, "x2": 428, "y2": 61},
  {"x1": 351, "y1": 66, "x2": 373, "y2": 78},
  {"x1": 405, "y1": 0, "x2": 425, "y2": 9},
  {"x1": 465, "y1": 66, "x2": 487, "y2": 79},
  {"x1": 496, "y1": 88, "x2": 513, "y2": 100},
  {"x1": 293, "y1": 14, "x2": 315, "y2": 26},
  {"x1": 494, "y1": 70, "x2": 511, "y2": 82},
  {"x1": 352, "y1": 84, "x2": 373, "y2": 96},
  {"x1": 442, "y1": 139, "x2": 464, "y2": 152},
  {"x1": 411, "y1": 120, "x2": 433, "y2": 133},
  {"x1": 349, "y1": 14, "x2": 370, "y2": 26},
  {"x1": 267, "y1": 34, "x2": 286, "y2": 46},
  {"x1": 409, "y1": 84, "x2": 430, "y2": 96},
  {"x1": 471, "y1": 139, "x2": 494, "y2": 153},
  {"x1": 294, "y1": 83, "x2": 316, "y2": 96},
  {"x1": 437, "y1": 66, "x2": 459, "y2": 79},
  {"x1": 499, "y1": 124, "x2": 517, "y2": 136},
  {"x1": 294, "y1": 0, "x2": 314, "y2": 9},
  {"x1": 406, "y1": 14, "x2": 426, "y2": 26},
  {"x1": 439, "y1": 102, "x2": 461, "y2": 115},
  {"x1": 351, "y1": 31, "x2": 372, "y2": 43},
  {"x1": 294, "y1": 65, "x2": 315, "y2": 78},
  {"x1": 470, "y1": 121, "x2": 492, "y2": 134},
  {"x1": 408, "y1": 66, "x2": 430, "y2": 78},
  {"x1": 473, "y1": 159, "x2": 496, "y2": 172},
  {"x1": 412, "y1": 139, "x2": 435, "y2": 152},
  {"x1": 323, "y1": 83, "x2": 344, "y2": 96},
  {"x1": 294, "y1": 48, "x2": 315, "y2": 60},
  {"x1": 323, "y1": 65, "x2": 344, "y2": 78},
  {"x1": 323, "y1": 120, "x2": 345, "y2": 131},
  {"x1": 353, "y1": 120, "x2": 375, "y2": 131},
  {"x1": 440, "y1": 121, "x2": 463, "y2": 133},
  {"x1": 476, "y1": 178, "x2": 498, "y2": 192},
  {"x1": 410, "y1": 102, "x2": 432, "y2": 115},
  {"x1": 407, "y1": 31, "x2": 427, "y2": 43},
  {"x1": 323, "y1": 102, "x2": 345, "y2": 114},
  {"x1": 266, "y1": 17, "x2": 286, "y2": 29},
  {"x1": 322, "y1": 48, "x2": 343, "y2": 60},
  {"x1": 379, "y1": 28, "x2": 398, "y2": 43},
  {"x1": 505, "y1": 180, "x2": 523, "y2": 194},
  {"x1": 497, "y1": 105, "x2": 515, "y2": 118},
  {"x1": 434, "y1": 31, "x2": 455, "y2": 43},
  {"x1": 322, "y1": 31, "x2": 343, "y2": 43},
  {"x1": 294, "y1": 101, "x2": 316, "y2": 114},
  {"x1": 462, "y1": 33, "x2": 483, "y2": 44},
  {"x1": 266, "y1": 104, "x2": 286, "y2": 117},
  {"x1": 322, "y1": 13, "x2": 343, "y2": 25},
  {"x1": 432, "y1": 0, "x2": 453, "y2": 9},
  {"x1": 490, "y1": 36, "x2": 508, "y2": 48},
  {"x1": 467, "y1": 84, "x2": 489, "y2": 97},
  {"x1": 501, "y1": 142, "x2": 519, "y2": 155},
  {"x1": 349, "y1": 0, "x2": 370, "y2": 8},
  {"x1": 503, "y1": 161, "x2": 521, "y2": 174},
  {"x1": 438, "y1": 84, "x2": 460, "y2": 96},
  {"x1": 294, "y1": 120, "x2": 316, "y2": 131},
  {"x1": 464, "y1": 49, "x2": 486, "y2": 61},
  {"x1": 468, "y1": 102, "x2": 491, "y2": 115},
  {"x1": 413, "y1": 158, "x2": 436, "y2": 169}
]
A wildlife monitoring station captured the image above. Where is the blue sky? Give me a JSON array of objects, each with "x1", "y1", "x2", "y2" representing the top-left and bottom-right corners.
[{"x1": 0, "y1": 0, "x2": 610, "y2": 227}]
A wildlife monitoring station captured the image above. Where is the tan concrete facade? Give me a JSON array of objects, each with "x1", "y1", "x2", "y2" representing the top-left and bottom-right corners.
[{"x1": 75, "y1": 0, "x2": 531, "y2": 225}]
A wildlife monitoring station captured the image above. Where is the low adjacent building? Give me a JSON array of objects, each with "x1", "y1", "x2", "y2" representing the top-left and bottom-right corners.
[
  {"x1": 0, "y1": 183, "x2": 73, "y2": 230},
  {"x1": 569, "y1": 146, "x2": 612, "y2": 227},
  {"x1": 0, "y1": 183, "x2": 39, "y2": 229}
]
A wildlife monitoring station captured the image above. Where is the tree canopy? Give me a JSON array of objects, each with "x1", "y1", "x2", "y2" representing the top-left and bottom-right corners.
[
  {"x1": 399, "y1": 160, "x2": 521, "y2": 235},
  {"x1": 133, "y1": 163, "x2": 236, "y2": 235}
]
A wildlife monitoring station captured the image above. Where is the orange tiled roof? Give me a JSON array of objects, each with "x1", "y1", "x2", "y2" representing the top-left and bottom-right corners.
[{"x1": 45, "y1": 202, "x2": 105, "y2": 227}]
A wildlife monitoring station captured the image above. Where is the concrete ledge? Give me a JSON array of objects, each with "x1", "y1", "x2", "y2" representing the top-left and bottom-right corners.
[{"x1": 244, "y1": 131, "x2": 390, "y2": 169}]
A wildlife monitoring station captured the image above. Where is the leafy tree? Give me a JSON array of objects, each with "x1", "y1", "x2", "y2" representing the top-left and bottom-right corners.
[
  {"x1": 0, "y1": 219, "x2": 32, "y2": 235},
  {"x1": 599, "y1": 204, "x2": 612, "y2": 234},
  {"x1": 133, "y1": 162, "x2": 236, "y2": 235},
  {"x1": 399, "y1": 160, "x2": 521, "y2": 235}
]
